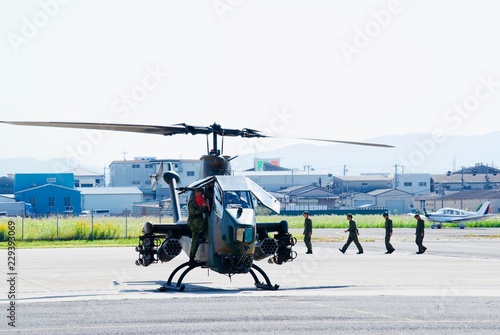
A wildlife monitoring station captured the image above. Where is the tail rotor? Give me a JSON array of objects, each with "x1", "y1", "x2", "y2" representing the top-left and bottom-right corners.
[{"x1": 150, "y1": 161, "x2": 164, "y2": 189}]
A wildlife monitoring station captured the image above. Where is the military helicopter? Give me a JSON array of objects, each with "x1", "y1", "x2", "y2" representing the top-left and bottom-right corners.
[{"x1": 0, "y1": 121, "x2": 393, "y2": 291}]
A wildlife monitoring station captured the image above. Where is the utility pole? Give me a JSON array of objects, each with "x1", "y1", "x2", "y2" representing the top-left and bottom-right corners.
[
  {"x1": 461, "y1": 166, "x2": 465, "y2": 190},
  {"x1": 343, "y1": 165, "x2": 348, "y2": 176},
  {"x1": 394, "y1": 164, "x2": 399, "y2": 189}
]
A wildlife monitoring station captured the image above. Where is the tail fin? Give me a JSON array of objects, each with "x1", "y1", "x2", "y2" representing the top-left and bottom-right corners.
[{"x1": 476, "y1": 201, "x2": 491, "y2": 215}]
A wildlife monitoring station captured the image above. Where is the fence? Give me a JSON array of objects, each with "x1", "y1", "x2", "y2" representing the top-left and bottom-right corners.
[{"x1": 0, "y1": 213, "x2": 173, "y2": 242}]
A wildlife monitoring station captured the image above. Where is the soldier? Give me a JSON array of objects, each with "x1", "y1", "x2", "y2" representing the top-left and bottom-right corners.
[
  {"x1": 187, "y1": 188, "x2": 208, "y2": 264},
  {"x1": 383, "y1": 212, "x2": 395, "y2": 254},
  {"x1": 339, "y1": 214, "x2": 363, "y2": 254},
  {"x1": 303, "y1": 211, "x2": 313, "y2": 254},
  {"x1": 414, "y1": 213, "x2": 427, "y2": 254}
]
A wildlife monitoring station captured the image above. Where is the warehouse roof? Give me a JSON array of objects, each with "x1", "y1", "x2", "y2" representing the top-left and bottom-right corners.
[{"x1": 77, "y1": 187, "x2": 142, "y2": 195}]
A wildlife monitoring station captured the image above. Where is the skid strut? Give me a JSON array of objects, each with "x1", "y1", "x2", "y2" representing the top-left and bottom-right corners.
[
  {"x1": 158, "y1": 262, "x2": 279, "y2": 291},
  {"x1": 250, "y1": 264, "x2": 279, "y2": 290},
  {"x1": 158, "y1": 261, "x2": 206, "y2": 292}
]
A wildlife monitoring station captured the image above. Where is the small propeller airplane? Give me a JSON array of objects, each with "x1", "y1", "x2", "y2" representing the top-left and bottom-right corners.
[
  {"x1": 423, "y1": 200, "x2": 492, "y2": 229},
  {"x1": 0, "y1": 120, "x2": 393, "y2": 291}
]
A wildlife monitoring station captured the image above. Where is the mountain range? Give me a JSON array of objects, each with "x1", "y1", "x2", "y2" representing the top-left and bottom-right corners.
[
  {"x1": 2, "y1": 132, "x2": 499, "y2": 177},
  {"x1": 234, "y1": 132, "x2": 500, "y2": 176}
]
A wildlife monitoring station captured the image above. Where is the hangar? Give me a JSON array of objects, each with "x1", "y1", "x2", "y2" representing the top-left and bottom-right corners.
[{"x1": 15, "y1": 184, "x2": 81, "y2": 216}]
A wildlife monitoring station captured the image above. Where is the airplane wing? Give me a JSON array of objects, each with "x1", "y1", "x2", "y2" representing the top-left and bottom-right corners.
[{"x1": 444, "y1": 215, "x2": 492, "y2": 223}]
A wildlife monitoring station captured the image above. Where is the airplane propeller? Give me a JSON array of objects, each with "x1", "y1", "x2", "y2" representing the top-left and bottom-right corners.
[{"x1": 0, "y1": 121, "x2": 394, "y2": 149}]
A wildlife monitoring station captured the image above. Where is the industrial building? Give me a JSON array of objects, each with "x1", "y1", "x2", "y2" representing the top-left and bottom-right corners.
[
  {"x1": 330, "y1": 175, "x2": 392, "y2": 194},
  {"x1": 108, "y1": 157, "x2": 201, "y2": 203},
  {"x1": 78, "y1": 187, "x2": 143, "y2": 215},
  {"x1": 69, "y1": 166, "x2": 105, "y2": 188},
  {"x1": 238, "y1": 170, "x2": 330, "y2": 192},
  {"x1": 346, "y1": 189, "x2": 415, "y2": 214},
  {"x1": 15, "y1": 184, "x2": 81, "y2": 216},
  {"x1": 0, "y1": 175, "x2": 14, "y2": 194},
  {"x1": 13, "y1": 173, "x2": 80, "y2": 216}
]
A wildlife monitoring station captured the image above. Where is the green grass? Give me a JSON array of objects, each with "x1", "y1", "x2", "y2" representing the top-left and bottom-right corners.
[
  {"x1": 0, "y1": 216, "x2": 165, "y2": 243},
  {"x1": 2, "y1": 238, "x2": 139, "y2": 249}
]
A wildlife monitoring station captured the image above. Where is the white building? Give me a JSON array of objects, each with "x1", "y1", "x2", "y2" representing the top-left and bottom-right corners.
[
  {"x1": 395, "y1": 173, "x2": 431, "y2": 195},
  {"x1": 78, "y1": 187, "x2": 143, "y2": 215},
  {"x1": 69, "y1": 166, "x2": 105, "y2": 188},
  {"x1": 235, "y1": 170, "x2": 330, "y2": 192},
  {"x1": 108, "y1": 157, "x2": 201, "y2": 202}
]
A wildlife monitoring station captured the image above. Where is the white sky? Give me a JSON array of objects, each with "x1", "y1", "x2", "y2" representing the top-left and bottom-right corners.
[{"x1": 1, "y1": 0, "x2": 500, "y2": 173}]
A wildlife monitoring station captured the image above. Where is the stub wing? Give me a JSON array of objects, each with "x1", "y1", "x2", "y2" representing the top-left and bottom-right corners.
[{"x1": 136, "y1": 222, "x2": 191, "y2": 266}]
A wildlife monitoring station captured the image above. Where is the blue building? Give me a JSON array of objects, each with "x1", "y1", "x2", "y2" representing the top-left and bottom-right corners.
[
  {"x1": 14, "y1": 173, "x2": 81, "y2": 216},
  {"x1": 14, "y1": 173, "x2": 75, "y2": 192}
]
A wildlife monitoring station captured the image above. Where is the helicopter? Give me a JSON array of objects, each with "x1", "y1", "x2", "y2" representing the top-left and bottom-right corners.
[{"x1": 0, "y1": 121, "x2": 393, "y2": 291}]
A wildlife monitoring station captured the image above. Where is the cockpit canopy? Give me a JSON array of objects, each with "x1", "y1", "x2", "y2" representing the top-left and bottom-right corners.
[{"x1": 186, "y1": 175, "x2": 280, "y2": 214}]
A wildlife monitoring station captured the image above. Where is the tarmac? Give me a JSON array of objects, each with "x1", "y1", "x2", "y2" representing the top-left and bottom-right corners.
[
  {"x1": 3, "y1": 228, "x2": 499, "y2": 301},
  {"x1": 1, "y1": 228, "x2": 499, "y2": 334}
]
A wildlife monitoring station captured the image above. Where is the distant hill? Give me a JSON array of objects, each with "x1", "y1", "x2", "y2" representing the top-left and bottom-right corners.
[
  {"x1": 0, "y1": 157, "x2": 101, "y2": 176},
  {"x1": 234, "y1": 132, "x2": 500, "y2": 175}
]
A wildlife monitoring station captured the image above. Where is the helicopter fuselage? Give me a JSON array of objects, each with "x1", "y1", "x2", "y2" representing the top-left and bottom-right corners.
[{"x1": 135, "y1": 174, "x2": 295, "y2": 289}]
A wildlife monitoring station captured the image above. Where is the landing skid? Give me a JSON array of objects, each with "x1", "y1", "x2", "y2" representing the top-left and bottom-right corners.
[
  {"x1": 157, "y1": 261, "x2": 279, "y2": 291},
  {"x1": 158, "y1": 261, "x2": 206, "y2": 292},
  {"x1": 250, "y1": 263, "x2": 279, "y2": 291}
]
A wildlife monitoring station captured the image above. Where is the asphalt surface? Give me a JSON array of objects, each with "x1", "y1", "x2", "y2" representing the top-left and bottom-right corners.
[{"x1": 1, "y1": 228, "x2": 499, "y2": 334}]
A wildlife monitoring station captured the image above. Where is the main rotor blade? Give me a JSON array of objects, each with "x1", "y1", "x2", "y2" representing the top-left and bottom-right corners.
[
  {"x1": 267, "y1": 134, "x2": 394, "y2": 148},
  {"x1": 0, "y1": 121, "x2": 197, "y2": 136},
  {"x1": 0, "y1": 121, "x2": 394, "y2": 147},
  {"x1": 295, "y1": 137, "x2": 394, "y2": 148}
]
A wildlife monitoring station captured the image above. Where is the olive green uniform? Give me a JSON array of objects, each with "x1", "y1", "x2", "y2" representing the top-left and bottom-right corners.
[
  {"x1": 415, "y1": 218, "x2": 426, "y2": 254},
  {"x1": 303, "y1": 216, "x2": 312, "y2": 254},
  {"x1": 385, "y1": 217, "x2": 395, "y2": 253},
  {"x1": 187, "y1": 195, "x2": 208, "y2": 261},
  {"x1": 340, "y1": 219, "x2": 363, "y2": 254}
]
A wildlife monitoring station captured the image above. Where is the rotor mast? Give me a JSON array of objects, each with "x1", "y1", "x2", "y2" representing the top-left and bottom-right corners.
[{"x1": 201, "y1": 123, "x2": 228, "y2": 177}]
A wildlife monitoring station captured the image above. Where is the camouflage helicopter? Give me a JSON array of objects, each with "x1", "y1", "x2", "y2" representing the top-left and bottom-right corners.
[{"x1": 0, "y1": 121, "x2": 393, "y2": 291}]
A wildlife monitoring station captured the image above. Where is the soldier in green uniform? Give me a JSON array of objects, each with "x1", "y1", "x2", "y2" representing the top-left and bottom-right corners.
[
  {"x1": 339, "y1": 214, "x2": 363, "y2": 254},
  {"x1": 303, "y1": 211, "x2": 313, "y2": 254},
  {"x1": 187, "y1": 188, "x2": 208, "y2": 264},
  {"x1": 383, "y1": 212, "x2": 395, "y2": 254},
  {"x1": 414, "y1": 213, "x2": 427, "y2": 254}
]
